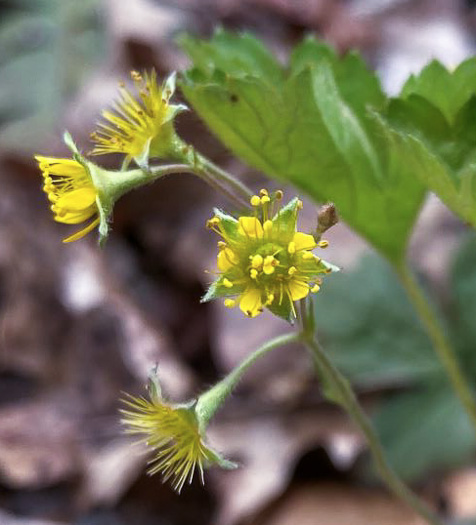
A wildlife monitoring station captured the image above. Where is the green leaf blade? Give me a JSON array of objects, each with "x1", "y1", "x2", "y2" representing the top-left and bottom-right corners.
[{"x1": 180, "y1": 32, "x2": 428, "y2": 263}]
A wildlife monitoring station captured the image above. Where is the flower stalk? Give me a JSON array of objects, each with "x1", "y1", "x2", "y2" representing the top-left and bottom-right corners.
[
  {"x1": 195, "y1": 332, "x2": 300, "y2": 428},
  {"x1": 172, "y1": 141, "x2": 253, "y2": 209},
  {"x1": 301, "y1": 330, "x2": 441, "y2": 525}
]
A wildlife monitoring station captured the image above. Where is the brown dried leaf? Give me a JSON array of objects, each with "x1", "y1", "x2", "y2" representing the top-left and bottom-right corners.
[
  {"x1": 0, "y1": 400, "x2": 79, "y2": 489},
  {"x1": 208, "y1": 410, "x2": 360, "y2": 525},
  {"x1": 253, "y1": 482, "x2": 427, "y2": 525}
]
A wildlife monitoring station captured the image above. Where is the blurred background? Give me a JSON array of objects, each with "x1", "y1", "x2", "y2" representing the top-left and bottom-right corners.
[{"x1": 1, "y1": 0, "x2": 476, "y2": 524}]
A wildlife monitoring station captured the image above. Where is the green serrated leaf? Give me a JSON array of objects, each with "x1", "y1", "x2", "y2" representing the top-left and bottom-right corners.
[
  {"x1": 314, "y1": 255, "x2": 440, "y2": 386},
  {"x1": 401, "y1": 58, "x2": 476, "y2": 125},
  {"x1": 179, "y1": 29, "x2": 284, "y2": 86},
  {"x1": 383, "y1": 91, "x2": 476, "y2": 227},
  {"x1": 371, "y1": 386, "x2": 475, "y2": 482},
  {"x1": 450, "y1": 234, "x2": 476, "y2": 374},
  {"x1": 290, "y1": 37, "x2": 386, "y2": 140},
  {"x1": 180, "y1": 32, "x2": 426, "y2": 263}
]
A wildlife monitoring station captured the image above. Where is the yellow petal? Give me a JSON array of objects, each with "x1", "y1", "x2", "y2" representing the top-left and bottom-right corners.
[
  {"x1": 239, "y1": 288, "x2": 263, "y2": 318},
  {"x1": 35, "y1": 157, "x2": 85, "y2": 176},
  {"x1": 54, "y1": 207, "x2": 96, "y2": 224},
  {"x1": 62, "y1": 216, "x2": 100, "y2": 243},
  {"x1": 238, "y1": 217, "x2": 263, "y2": 239},
  {"x1": 56, "y1": 188, "x2": 97, "y2": 212},
  {"x1": 217, "y1": 248, "x2": 237, "y2": 271},
  {"x1": 292, "y1": 232, "x2": 316, "y2": 251},
  {"x1": 288, "y1": 279, "x2": 310, "y2": 301}
]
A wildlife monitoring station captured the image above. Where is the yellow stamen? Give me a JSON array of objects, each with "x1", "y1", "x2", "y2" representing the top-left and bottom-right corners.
[
  {"x1": 250, "y1": 268, "x2": 258, "y2": 280},
  {"x1": 250, "y1": 254, "x2": 264, "y2": 269},
  {"x1": 318, "y1": 240, "x2": 329, "y2": 248},
  {"x1": 311, "y1": 284, "x2": 320, "y2": 293},
  {"x1": 223, "y1": 278, "x2": 233, "y2": 288},
  {"x1": 224, "y1": 299, "x2": 236, "y2": 308},
  {"x1": 263, "y1": 255, "x2": 278, "y2": 275},
  {"x1": 131, "y1": 70, "x2": 142, "y2": 81},
  {"x1": 288, "y1": 266, "x2": 297, "y2": 276},
  {"x1": 206, "y1": 217, "x2": 220, "y2": 229},
  {"x1": 288, "y1": 241, "x2": 296, "y2": 254},
  {"x1": 250, "y1": 195, "x2": 261, "y2": 206}
]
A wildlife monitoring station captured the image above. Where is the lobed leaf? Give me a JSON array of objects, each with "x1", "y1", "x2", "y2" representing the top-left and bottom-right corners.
[{"x1": 180, "y1": 31, "x2": 426, "y2": 263}]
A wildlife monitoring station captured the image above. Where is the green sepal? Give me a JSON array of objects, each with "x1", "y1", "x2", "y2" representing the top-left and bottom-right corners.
[
  {"x1": 320, "y1": 259, "x2": 340, "y2": 274},
  {"x1": 133, "y1": 137, "x2": 152, "y2": 170},
  {"x1": 60, "y1": 131, "x2": 113, "y2": 246},
  {"x1": 147, "y1": 365, "x2": 163, "y2": 403},
  {"x1": 201, "y1": 274, "x2": 246, "y2": 303},
  {"x1": 201, "y1": 280, "x2": 220, "y2": 303},
  {"x1": 147, "y1": 121, "x2": 179, "y2": 160},
  {"x1": 206, "y1": 448, "x2": 238, "y2": 470},
  {"x1": 212, "y1": 207, "x2": 240, "y2": 240},
  {"x1": 96, "y1": 196, "x2": 110, "y2": 247},
  {"x1": 63, "y1": 130, "x2": 80, "y2": 156},
  {"x1": 163, "y1": 71, "x2": 178, "y2": 99},
  {"x1": 267, "y1": 293, "x2": 294, "y2": 323},
  {"x1": 272, "y1": 197, "x2": 299, "y2": 240}
]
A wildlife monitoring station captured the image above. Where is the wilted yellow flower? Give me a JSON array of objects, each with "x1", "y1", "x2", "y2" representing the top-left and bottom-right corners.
[
  {"x1": 121, "y1": 377, "x2": 234, "y2": 493},
  {"x1": 35, "y1": 155, "x2": 100, "y2": 243},
  {"x1": 91, "y1": 70, "x2": 187, "y2": 168},
  {"x1": 203, "y1": 190, "x2": 337, "y2": 320}
]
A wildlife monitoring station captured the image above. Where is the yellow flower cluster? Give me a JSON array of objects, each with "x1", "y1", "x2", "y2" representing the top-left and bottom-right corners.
[
  {"x1": 204, "y1": 189, "x2": 336, "y2": 320},
  {"x1": 35, "y1": 70, "x2": 185, "y2": 243},
  {"x1": 91, "y1": 70, "x2": 186, "y2": 167},
  {"x1": 121, "y1": 388, "x2": 230, "y2": 493}
]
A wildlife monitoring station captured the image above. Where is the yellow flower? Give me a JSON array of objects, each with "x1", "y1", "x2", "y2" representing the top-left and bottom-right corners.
[
  {"x1": 90, "y1": 70, "x2": 187, "y2": 167},
  {"x1": 203, "y1": 190, "x2": 337, "y2": 320},
  {"x1": 121, "y1": 372, "x2": 234, "y2": 493},
  {"x1": 35, "y1": 155, "x2": 100, "y2": 243}
]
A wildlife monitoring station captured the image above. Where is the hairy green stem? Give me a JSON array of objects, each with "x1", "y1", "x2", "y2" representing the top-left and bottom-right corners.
[
  {"x1": 195, "y1": 151, "x2": 253, "y2": 204},
  {"x1": 303, "y1": 334, "x2": 441, "y2": 525},
  {"x1": 396, "y1": 263, "x2": 476, "y2": 432},
  {"x1": 131, "y1": 161, "x2": 248, "y2": 210},
  {"x1": 196, "y1": 332, "x2": 299, "y2": 427},
  {"x1": 170, "y1": 139, "x2": 253, "y2": 208}
]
